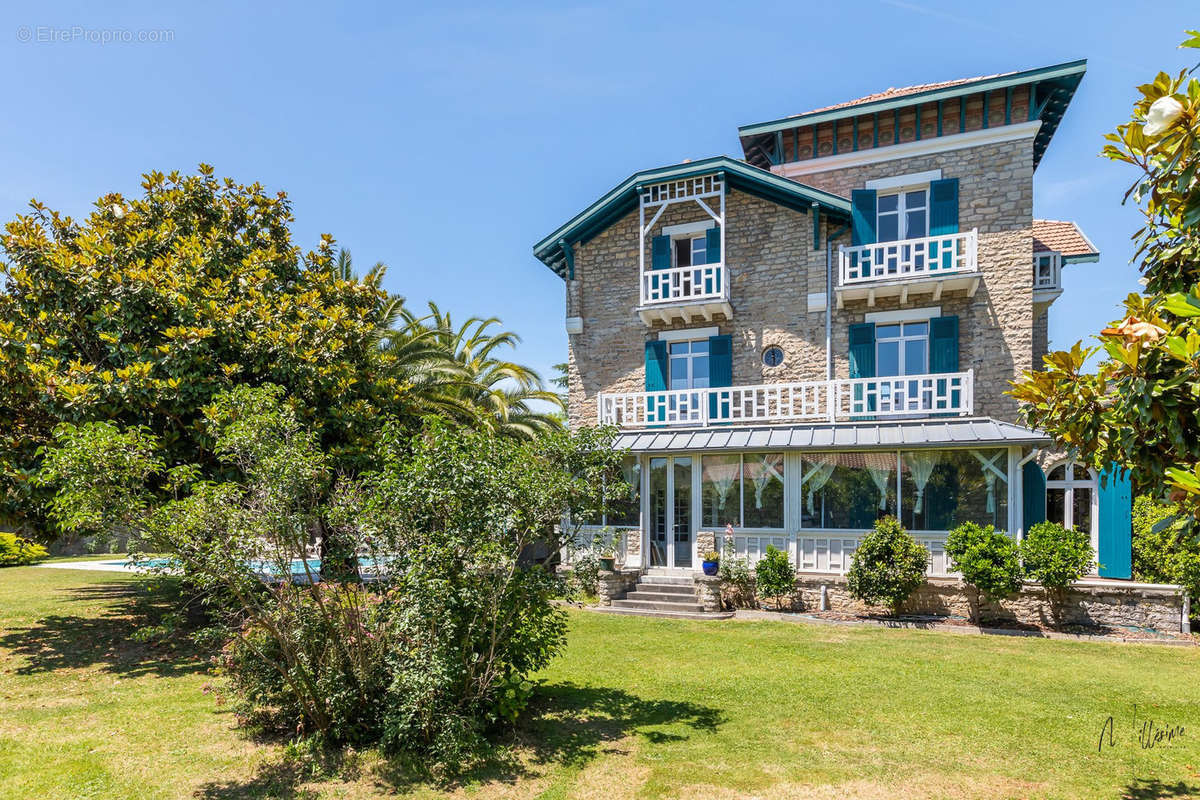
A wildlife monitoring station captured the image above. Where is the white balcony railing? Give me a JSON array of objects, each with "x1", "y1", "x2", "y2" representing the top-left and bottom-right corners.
[
  {"x1": 1034, "y1": 251, "x2": 1061, "y2": 291},
  {"x1": 640, "y1": 263, "x2": 727, "y2": 306},
  {"x1": 597, "y1": 370, "x2": 974, "y2": 428},
  {"x1": 838, "y1": 229, "x2": 977, "y2": 286}
]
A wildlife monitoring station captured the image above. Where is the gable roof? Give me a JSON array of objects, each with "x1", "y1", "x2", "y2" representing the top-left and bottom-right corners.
[
  {"x1": 738, "y1": 59, "x2": 1087, "y2": 170},
  {"x1": 1033, "y1": 219, "x2": 1099, "y2": 263},
  {"x1": 532, "y1": 156, "x2": 851, "y2": 279}
]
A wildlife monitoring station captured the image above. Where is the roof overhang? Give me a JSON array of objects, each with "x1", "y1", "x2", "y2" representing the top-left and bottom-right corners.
[
  {"x1": 612, "y1": 417, "x2": 1050, "y2": 453},
  {"x1": 738, "y1": 59, "x2": 1087, "y2": 171},
  {"x1": 532, "y1": 155, "x2": 852, "y2": 279}
]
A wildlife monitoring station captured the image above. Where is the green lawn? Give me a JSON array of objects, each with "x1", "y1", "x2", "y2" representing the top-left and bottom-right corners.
[{"x1": 1, "y1": 565, "x2": 1199, "y2": 799}]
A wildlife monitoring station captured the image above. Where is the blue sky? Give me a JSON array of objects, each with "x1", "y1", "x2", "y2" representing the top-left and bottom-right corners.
[{"x1": 1, "y1": 1, "x2": 1196, "y2": 384}]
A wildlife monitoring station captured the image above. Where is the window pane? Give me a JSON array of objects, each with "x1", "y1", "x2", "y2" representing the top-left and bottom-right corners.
[
  {"x1": 670, "y1": 341, "x2": 690, "y2": 355},
  {"x1": 900, "y1": 448, "x2": 1008, "y2": 531},
  {"x1": 691, "y1": 340, "x2": 709, "y2": 355},
  {"x1": 669, "y1": 357, "x2": 688, "y2": 390},
  {"x1": 1048, "y1": 464, "x2": 1066, "y2": 481},
  {"x1": 904, "y1": 321, "x2": 928, "y2": 336},
  {"x1": 878, "y1": 194, "x2": 899, "y2": 212},
  {"x1": 607, "y1": 456, "x2": 641, "y2": 527},
  {"x1": 906, "y1": 209, "x2": 926, "y2": 239},
  {"x1": 691, "y1": 356, "x2": 710, "y2": 385},
  {"x1": 876, "y1": 323, "x2": 901, "y2": 339},
  {"x1": 802, "y1": 452, "x2": 896, "y2": 529},
  {"x1": 1073, "y1": 464, "x2": 1091, "y2": 481},
  {"x1": 1072, "y1": 488, "x2": 1092, "y2": 535},
  {"x1": 692, "y1": 237, "x2": 707, "y2": 265},
  {"x1": 1047, "y1": 488, "x2": 1066, "y2": 526},
  {"x1": 675, "y1": 240, "x2": 691, "y2": 268},
  {"x1": 702, "y1": 454, "x2": 741, "y2": 528},
  {"x1": 743, "y1": 454, "x2": 785, "y2": 529},
  {"x1": 904, "y1": 338, "x2": 927, "y2": 374},
  {"x1": 877, "y1": 341, "x2": 900, "y2": 377},
  {"x1": 877, "y1": 214, "x2": 899, "y2": 242},
  {"x1": 905, "y1": 189, "x2": 927, "y2": 208}
]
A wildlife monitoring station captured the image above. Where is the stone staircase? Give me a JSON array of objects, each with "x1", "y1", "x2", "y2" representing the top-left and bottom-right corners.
[{"x1": 596, "y1": 569, "x2": 732, "y2": 620}]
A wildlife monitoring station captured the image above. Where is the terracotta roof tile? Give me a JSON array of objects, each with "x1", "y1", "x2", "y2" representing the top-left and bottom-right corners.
[
  {"x1": 797, "y1": 70, "x2": 1017, "y2": 117},
  {"x1": 1032, "y1": 219, "x2": 1099, "y2": 258}
]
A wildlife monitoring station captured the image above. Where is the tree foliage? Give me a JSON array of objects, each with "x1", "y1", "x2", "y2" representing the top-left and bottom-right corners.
[
  {"x1": 37, "y1": 384, "x2": 623, "y2": 766},
  {"x1": 1010, "y1": 33, "x2": 1200, "y2": 520}
]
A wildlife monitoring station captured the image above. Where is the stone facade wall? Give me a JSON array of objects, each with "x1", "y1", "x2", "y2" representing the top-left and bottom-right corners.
[
  {"x1": 799, "y1": 137, "x2": 1035, "y2": 422},
  {"x1": 791, "y1": 574, "x2": 1186, "y2": 633},
  {"x1": 1033, "y1": 308, "x2": 1049, "y2": 370},
  {"x1": 565, "y1": 135, "x2": 1037, "y2": 428}
]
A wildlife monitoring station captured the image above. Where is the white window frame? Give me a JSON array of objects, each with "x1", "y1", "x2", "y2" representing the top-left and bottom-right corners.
[
  {"x1": 700, "y1": 452, "x2": 787, "y2": 531},
  {"x1": 667, "y1": 338, "x2": 711, "y2": 390},
  {"x1": 1045, "y1": 459, "x2": 1100, "y2": 556},
  {"x1": 876, "y1": 186, "x2": 929, "y2": 243},
  {"x1": 672, "y1": 234, "x2": 708, "y2": 268},
  {"x1": 874, "y1": 318, "x2": 930, "y2": 378}
]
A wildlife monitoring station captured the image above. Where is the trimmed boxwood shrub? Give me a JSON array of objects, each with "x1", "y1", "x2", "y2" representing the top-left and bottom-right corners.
[
  {"x1": 0, "y1": 532, "x2": 48, "y2": 566},
  {"x1": 945, "y1": 522, "x2": 1024, "y2": 602},
  {"x1": 754, "y1": 544, "x2": 795, "y2": 609},
  {"x1": 846, "y1": 516, "x2": 928, "y2": 614},
  {"x1": 1021, "y1": 521, "x2": 1093, "y2": 590}
]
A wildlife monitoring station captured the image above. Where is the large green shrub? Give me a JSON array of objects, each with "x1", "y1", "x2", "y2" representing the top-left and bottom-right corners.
[
  {"x1": 1131, "y1": 495, "x2": 1200, "y2": 601},
  {"x1": 0, "y1": 531, "x2": 48, "y2": 566},
  {"x1": 846, "y1": 516, "x2": 929, "y2": 614},
  {"x1": 718, "y1": 537, "x2": 754, "y2": 609},
  {"x1": 1021, "y1": 521, "x2": 1094, "y2": 590},
  {"x1": 754, "y1": 544, "x2": 795, "y2": 609},
  {"x1": 945, "y1": 522, "x2": 1024, "y2": 602},
  {"x1": 38, "y1": 384, "x2": 626, "y2": 770}
]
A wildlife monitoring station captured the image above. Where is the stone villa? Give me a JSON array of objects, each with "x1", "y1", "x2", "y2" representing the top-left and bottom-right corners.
[{"x1": 532, "y1": 60, "x2": 1157, "y2": 622}]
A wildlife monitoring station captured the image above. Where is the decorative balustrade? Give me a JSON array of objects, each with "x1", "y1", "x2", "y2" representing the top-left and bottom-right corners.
[
  {"x1": 1033, "y1": 251, "x2": 1061, "y2": 291},
  {"x1": 719, "y1": 531, "x2": 955, "y2": 577},
  {"x1": 640, "y1": 263, "x2": 727, "y2": 306},
  {"x1": 597, "y1": 370, "x2": 974, "y2": 428},
  {"x1": 838, "y1": 229, "x2": 977, "y2": 286}
]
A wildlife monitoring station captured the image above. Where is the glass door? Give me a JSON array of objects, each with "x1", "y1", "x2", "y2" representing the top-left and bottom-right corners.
[{"x1": 648, "y1": 456, "x2": 694, "y2": 569}]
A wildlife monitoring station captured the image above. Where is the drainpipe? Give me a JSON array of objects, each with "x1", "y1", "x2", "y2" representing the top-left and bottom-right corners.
[{"x1": 825, "y1": 240, "x2": 833, "y2": 382}]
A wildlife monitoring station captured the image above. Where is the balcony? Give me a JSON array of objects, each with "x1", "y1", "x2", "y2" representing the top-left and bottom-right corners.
[
  {"x1": 636, "y1": 263, "x2": 732, "y2": 325},
  {"x1": 836, "y1": 229, "x2": 980, "y2": 308},
  {"x1": 598, "y1": 370, "x2": 974, "y2": 429}
]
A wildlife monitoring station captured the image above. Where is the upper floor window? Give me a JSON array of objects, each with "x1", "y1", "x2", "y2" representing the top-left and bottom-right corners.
[
  {"x1": 876, "y1": 189, "x2": 928, "y2": 243},
  {"x1": 669, "y1": 339, "x2": 710, "y2": 389},
  {"x1": 876, "y1": 321, "x2": 929, "y2": 377},
  {"x1": 674, "y1": 235, "x2": 709, "y2": 268}
]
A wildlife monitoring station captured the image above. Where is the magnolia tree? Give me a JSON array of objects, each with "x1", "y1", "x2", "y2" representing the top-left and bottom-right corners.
[
  {"x1": 1011, "y1": 32, "x2": 1200, "y2": 521},
  {"x1": 38, "y1": 384, "x2": 628, "y2": 764}
]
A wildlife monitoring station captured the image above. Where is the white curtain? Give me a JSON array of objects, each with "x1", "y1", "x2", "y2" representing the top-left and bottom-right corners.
[
  {"x1": 864, "y1": 452, "x2": 895, "y2": 511},
  {"x1": 706, "y1": 458, "x2": 740, "y2": 511},
  {"x1": 903, "y1": 451, "x2": 941, "y2": 515},
  {"x1": 802, "y1": 456, "x2": 836, "y2": 516},
  {"x1": 747, "y1": 454, "x2": 783, "y2": 509}
]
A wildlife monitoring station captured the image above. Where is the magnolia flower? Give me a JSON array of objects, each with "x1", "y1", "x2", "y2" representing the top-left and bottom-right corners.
[
  {"x1": 1101, "y1": 316, "x2": 1167, "y2": 342},
  {"x1": 1144, "y1": 96, "x2": 1184, "y2": 137},
  {"x1": 110, "y1": 204, "x2": 126, "y2": 219}
]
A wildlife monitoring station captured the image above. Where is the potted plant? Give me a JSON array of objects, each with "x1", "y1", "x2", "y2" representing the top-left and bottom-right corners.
[
  {"x1": 702, "y1": 549, "x2": 720, "y2": 576},
  {"x1": 593, "y1": 529, "x2": 617, "y2": 572}
]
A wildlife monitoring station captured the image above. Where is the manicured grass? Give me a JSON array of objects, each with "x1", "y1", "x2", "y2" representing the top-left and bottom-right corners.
[{"x1": 1, "y1": 565, "x2": 1199, "y2": 799}]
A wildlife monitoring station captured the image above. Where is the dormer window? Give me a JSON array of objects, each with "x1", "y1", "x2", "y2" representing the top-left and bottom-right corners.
[{"x1": 876, "y1": 188, "x2": 928, "y2": 243}]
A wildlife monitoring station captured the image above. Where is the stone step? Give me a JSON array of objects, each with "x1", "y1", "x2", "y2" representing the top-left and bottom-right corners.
[
  {"x1": 588, "y1": 606, "x2": 734, "y2": 621},
  {"x1": 610, "y1": 598, "x2": 704, "y2": 613},
  {"x1": 636, "y1": 575, "x2": 695, "y2": 587},
  {"x1": 632, "y1": 582, "x2": 695, "y2": 595},
  {"x1": 625, "y1": 590, "x2": 700, "y2": 603}
]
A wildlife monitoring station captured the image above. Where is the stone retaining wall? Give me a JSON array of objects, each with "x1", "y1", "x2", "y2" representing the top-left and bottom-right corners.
[{"x1": 790, "y1": 574, "x2": 1188, "y2": 633}]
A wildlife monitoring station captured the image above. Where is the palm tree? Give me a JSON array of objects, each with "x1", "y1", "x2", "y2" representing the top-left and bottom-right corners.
[{"x1": 420, "y1": 302, "x2": 565, "y2": 439}]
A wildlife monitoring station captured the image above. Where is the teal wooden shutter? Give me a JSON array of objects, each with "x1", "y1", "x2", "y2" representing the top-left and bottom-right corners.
[
  {"x1": 706, "y1": 226, "x2": 721, "y2": 264},
  {"x1": 929, "y1": 178, "x2": 959, "y2": 235},
  {"x1": 929, "y1": 316, "x2": 959, "y2": 372},
  {"x1": 1097, "y1": 466, "x2": 1132, "y2": 579},
  {"x1": 707, "y1": 334, "x2": 732, "y2": 423},
  {"x1": 848, "y1": 322, "x2": 875, "y2": 416},
  {"x1": 1022, "y1": 461, "x2": 1046, "y2": 533},
  {"x1": 851, "y1": 190, "x2": 877, "y2": 246},
  {"x1": 651, "y1": 235, "x2": 671, "y2": 270},
  {"x1": 645, "y1": 340, "x2": 668, "y2": 425},
  {"x1": 929, "y1": 315, "x2": 960, "y2": 413},
  {"x1": 848, "y1": 323, "x2": 875, "y2": 378}
]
